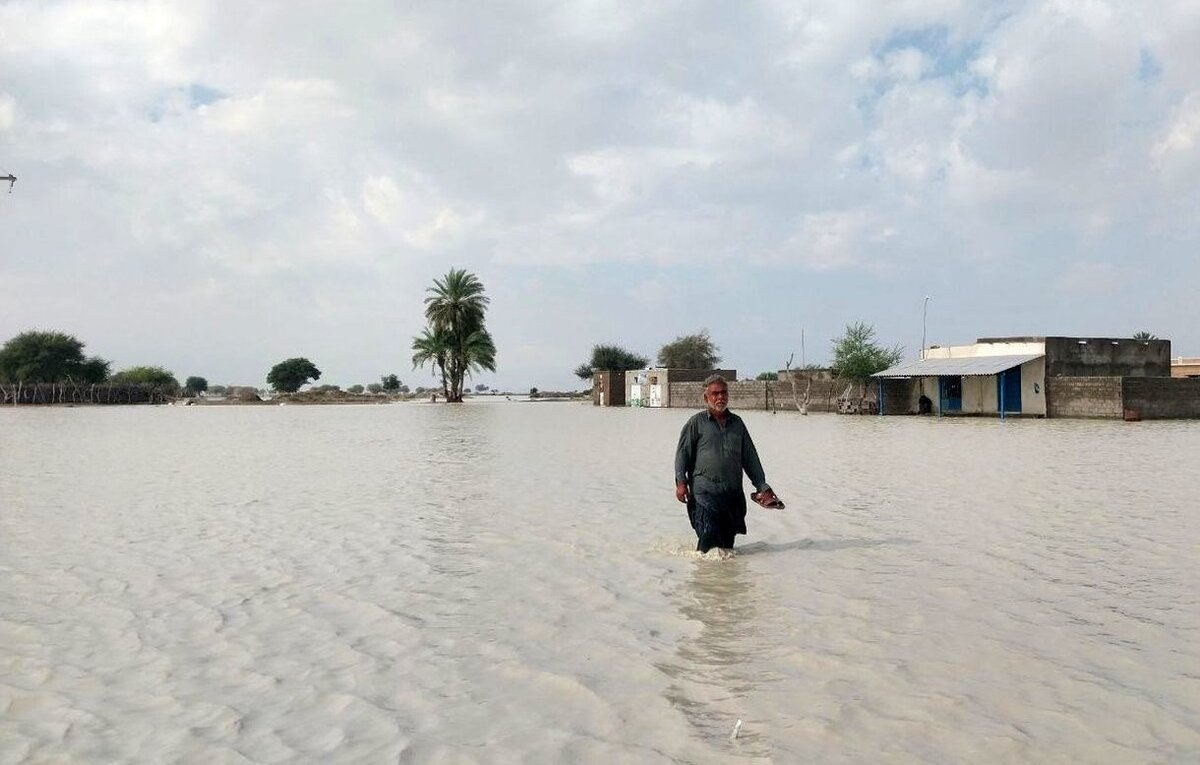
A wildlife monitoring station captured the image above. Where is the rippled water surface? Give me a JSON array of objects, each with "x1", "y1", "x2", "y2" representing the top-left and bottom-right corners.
[{"x1": 2, "y1": 402, "x2": 1198, "y2": 763}]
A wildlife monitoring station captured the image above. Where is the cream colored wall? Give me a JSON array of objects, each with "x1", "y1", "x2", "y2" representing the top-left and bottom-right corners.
[
  {"x1": 910, "y1": 377, "x2": 939, "y2": 413},
  {"x1": 1172, "y1": 360, "x2": 1200, "y2": 378},
  {"x1": 1021, "y1": 357, "x2": 1046, "y2": 416},
  {"x1": 961, "y1": 376, "x2": 991, "y2": 414},
  {"x1": 924, "y1": 341, "x2": 1045, "y2": 359}
]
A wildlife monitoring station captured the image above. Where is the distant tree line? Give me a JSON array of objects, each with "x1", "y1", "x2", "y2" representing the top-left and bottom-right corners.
[
  {"x1": 571, "y1": 324, "x2": 910, "y2": 388},
  {"x1": 0, "y1": 330, "x2": 185, "y2": 405}
]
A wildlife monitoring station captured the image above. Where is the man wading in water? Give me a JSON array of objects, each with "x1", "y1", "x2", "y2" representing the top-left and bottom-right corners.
[{"x1": 674, "y1": 374, "x2": 784, "y2": 554}]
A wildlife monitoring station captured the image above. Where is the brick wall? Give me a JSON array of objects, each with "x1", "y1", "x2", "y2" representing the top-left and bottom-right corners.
[
  {"x1": 1122, "y1": 377, "x2": 1200, "y2": 419},
  {"x1": 669, "y1": 380, "x2": 768, "y2": 409},
  {"x1": 1046, "y1": 377, "x2": 1123, "y2": 418},
  {"x1": 668, "y1": 378, "x2": 864, "y2": 412}
]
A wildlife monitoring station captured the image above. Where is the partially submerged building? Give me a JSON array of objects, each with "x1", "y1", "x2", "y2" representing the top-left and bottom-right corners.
[
  {"x1": 591, "y1": 371, "x2": 626, "y2": 407},
  {"x1": 872, "y1": 336, "x2": 1200, "y2": 419},
  {"x1": 623, "y1": 368, "x2": 737, "y2": 408}
]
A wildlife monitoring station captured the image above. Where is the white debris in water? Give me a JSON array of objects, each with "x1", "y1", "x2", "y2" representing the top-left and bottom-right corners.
[{"x1": 730, "y1": 719, "x2": 743, "y2": 740}]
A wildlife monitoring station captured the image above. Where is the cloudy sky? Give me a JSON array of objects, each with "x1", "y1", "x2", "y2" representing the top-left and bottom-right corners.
[{"x1": 2, "y1": 1, "x2": 1197, "y2": 391}]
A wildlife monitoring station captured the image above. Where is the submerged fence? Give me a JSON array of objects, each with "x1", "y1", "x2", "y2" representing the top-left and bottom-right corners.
[{"x1": 0, "y1": 382, "x2": 176, "y2": 405}]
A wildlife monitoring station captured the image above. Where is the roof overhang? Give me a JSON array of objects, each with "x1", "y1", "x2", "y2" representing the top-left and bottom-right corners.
[{"x1": 872, "y1": 354, "x2": 1044, "y2": 379}]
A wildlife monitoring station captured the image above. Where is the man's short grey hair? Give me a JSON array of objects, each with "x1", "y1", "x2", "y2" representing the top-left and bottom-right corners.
[{"x1": 703, "y1": 374, "x2": 727, "y2": 388}]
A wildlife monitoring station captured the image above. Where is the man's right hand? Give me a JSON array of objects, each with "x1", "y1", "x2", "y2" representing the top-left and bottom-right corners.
[{"x1": 675, "y1": 481, "x2": 689, "y2": 504}]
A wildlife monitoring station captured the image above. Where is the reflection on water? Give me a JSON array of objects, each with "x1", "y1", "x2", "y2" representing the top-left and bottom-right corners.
[{"x1": 659, "y1": 560, "x2": 777, "y2": 760}]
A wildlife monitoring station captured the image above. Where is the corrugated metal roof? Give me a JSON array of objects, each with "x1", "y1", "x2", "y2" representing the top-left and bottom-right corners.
[{"x1": 872, "y1": 354, "x2": 1043, "y2": 378}]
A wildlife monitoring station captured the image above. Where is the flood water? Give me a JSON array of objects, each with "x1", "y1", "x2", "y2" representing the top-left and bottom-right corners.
[{"x1": 2, "y1": 402, "x2": 1198, "y2": 763}]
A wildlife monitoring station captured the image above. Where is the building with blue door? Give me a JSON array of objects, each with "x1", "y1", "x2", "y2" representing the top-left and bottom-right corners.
[
  {"x1": 873, "y1": 340, "x2": 1047, "y2": 417},
  {"x1": 869, "y1": 335, "x2": 1183, "y2": 418}
]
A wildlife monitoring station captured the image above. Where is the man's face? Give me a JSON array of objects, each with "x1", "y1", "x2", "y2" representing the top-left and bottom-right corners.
[{"x1": 704, "y1": 383, "x2": 729, "y2": 413}]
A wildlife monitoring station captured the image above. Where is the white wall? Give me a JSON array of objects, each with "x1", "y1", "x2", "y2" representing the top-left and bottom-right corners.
[{"x1": 924, "y1": 341, "x2": 1045, "y2": 359}]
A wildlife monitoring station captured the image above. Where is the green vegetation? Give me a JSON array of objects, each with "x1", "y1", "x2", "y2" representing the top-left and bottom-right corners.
[
  {"x1": 184, "y1": 376, "x2": 208, "y2": 396},
  {"x1": 348, "y1": 384, "x2": 365, "y2": 394},
  {"x1": 0, "y1": 330, "x2": 111, "y2": 383},
  {"x1": 756, "y1": 371, "x2": 779, "y2": 381},
  {"x1": 1132, "y1": 330, "x2": 1157, "y2": 341},
  {"x1": 110, "y1": 366, "x2": 180, "y2": 392},
  {"x1": 412, "y1": 268, "x2": 497, "y2": 403},
  {"x1": 830, "y1": 322, "x2": 903, "y2": 381},
  {"x1": 267, "y1": 357, "x2": 321, "y2": 393},
  {"x1": 573, "y1": 344, "x2": 649, "y2": 379},
  {"x1": 657, "y1": 330, "x2": 721, "y2": 369},
  {"x1": 367, "y1": 383, "x2": 384, "y2": 394},
  {"x1": 381, "y1": 373, "x2": 402, "y2": 392}
]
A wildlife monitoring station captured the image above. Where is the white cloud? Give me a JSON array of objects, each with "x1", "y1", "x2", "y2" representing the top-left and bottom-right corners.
[
  {"x1": 0, "y1": 93, "x2": 15, "y2": 131},
  {"x1": 2, "y1": 1, "x2": 1199, "y2": 388}
]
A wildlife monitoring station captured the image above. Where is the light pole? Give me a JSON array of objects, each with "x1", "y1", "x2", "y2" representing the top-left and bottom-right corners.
[
  {"x1": 1, "y1": 174, "x2": 14, "y2": 193},
  {"x1": 921, "y1": 296, "x2": 932, "y2": 360}
]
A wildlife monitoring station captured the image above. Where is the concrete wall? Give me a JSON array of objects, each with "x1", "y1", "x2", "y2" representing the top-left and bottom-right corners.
[
  {"x1": 1021, "y1": 357, "x2": 1047, "y2": 416},
  {"x1": 1045, "y1": 337, "x2": 1171, "y2": 378},
  {"x1": 591, "y1": 371, "x2": 625, "y2": 406},
  {"x1": 924, "y1": 340, "x2": 1045, "y2": 359},
  {"x1": 1122, "y1": 378, "x2": 1200, "y2": 419},
  {"x1": 1172, "y1": 358, "x2": 1200, "y2": 378},
  {"x1": 1046, "y1": 377, "x2": 1123, "y2": 419}
]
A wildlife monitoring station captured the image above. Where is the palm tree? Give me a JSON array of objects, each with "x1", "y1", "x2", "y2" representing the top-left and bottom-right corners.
[
  {"x1": 411, "y1": 325, "x2": 451, "y2": 401},
  {"x1": 414, "y1": 269, "x2": 497, "y2": 402},
  {"x1": 454, "y1": 328, "x2": 497, "y2": 396},
  {"x1": 424, "y1": 269, "x2": 489, "y2": 335},
  {"x1": 1132, "y1": 330, "x2": 1157, "y2": 341}
]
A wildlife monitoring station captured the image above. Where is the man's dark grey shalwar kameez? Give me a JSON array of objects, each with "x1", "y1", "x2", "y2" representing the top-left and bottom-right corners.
[{"x1": 674, "y1": 409, "x2": 771, "y2": 552}]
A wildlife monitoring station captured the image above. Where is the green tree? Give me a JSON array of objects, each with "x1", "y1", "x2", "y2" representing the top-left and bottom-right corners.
[
  {"x1": 267, "y1": 357, "x2": 321, "y2": 393},
  {"x1": 573, "y1": 344, "x2": 649, "y2": 379},
  {"x1": 184, "y1": 376, "x2": 208, "y2": 396},
  {"x1": 756, "y1": 371, "x2": 779, "y2": 381},
  {"x1": 381, "y1": 374, "x2": 401, "y2": 392},
  {"x1": 367, "y1": 383, "x2": 384, "y2": 394},
  {"x1": 0, "y1": 330, "x2": 111, "y2": 383},
  {"x1": 348, "y1": 384, "x2": 365, "y2": 394},
  {"x1": 830, "y1": 322, "x2": 904, "y2": 381},
  {"x1": 412, "y1": 325, "x2": 452, "y2": 400},
  {"x1": 413, "y1": 268, "x2": 497, "y2": 402},
  {"x1": 657, "y1": 330, "x2": 721, "y2": 369},
  {"x1": 1132, "y1": 330, "x2": 1157, "y2": 341},
  {"x1": 111, "y1": 366, "x2": 180, "y2": 393}
]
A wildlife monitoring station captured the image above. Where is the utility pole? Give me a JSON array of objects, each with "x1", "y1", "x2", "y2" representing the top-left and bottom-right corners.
[
  {"x1": 1, "y1": 174, "x2": 14, "y2": 193},
  {"x1": 921, "y1": 296, "x2": 932, "y2": 360}
]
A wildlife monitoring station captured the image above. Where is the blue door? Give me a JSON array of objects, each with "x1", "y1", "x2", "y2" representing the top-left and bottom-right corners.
[
  {"x1": 997, "y1": 367, "x2": 1022, "y2": 413},
  {"x1": 939, "y1": 376, "x2": 962, "y2": 411}
]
